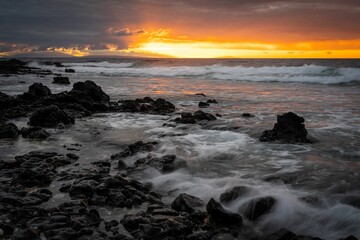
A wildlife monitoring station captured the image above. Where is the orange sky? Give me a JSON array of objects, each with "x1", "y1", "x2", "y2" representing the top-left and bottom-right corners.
[{"x1": 1, "y1": 0, "x2": 360, "y2": 58}]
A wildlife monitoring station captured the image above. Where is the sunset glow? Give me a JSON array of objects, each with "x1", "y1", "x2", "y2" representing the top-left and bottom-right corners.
[
  {"x1": 1, "y1": 1, "x2": 359, "y2": 58},
  {"x1": 130, "y1": 39, "x2": 360, "y2": 58}
]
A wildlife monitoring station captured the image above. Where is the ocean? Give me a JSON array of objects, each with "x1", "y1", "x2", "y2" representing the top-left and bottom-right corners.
[{"x1": 1, "y1": 58, "x2": 360, "y2": 239}]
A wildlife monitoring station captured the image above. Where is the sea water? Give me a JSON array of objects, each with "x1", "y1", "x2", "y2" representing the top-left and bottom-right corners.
[{"x1": 1, "y1": 58, "x2": 359, "y2": 239}]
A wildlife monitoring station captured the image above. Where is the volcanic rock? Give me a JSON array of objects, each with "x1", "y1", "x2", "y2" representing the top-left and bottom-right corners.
[
  {"x1": 206, "y1": 198, "x2": 242, "y2": 226},
  {"x1": 171, "y1": 193, "x2": 204, "y2": 213},
  {"x1": 198, "y1": 102, "x2": 210, "y2": 108},
  {"x1": 260, "y1": 112, "x2": 311, "y2": 143},
  {"x1": 242, "y1": 196, "x2": 276, "y2": 221},
  {"x1": 0, "y1": 123, "x2": 19, "y2": 139},
  {"x1": 65, "y1": 68, "x2": 75, "y2": 73},
  {"x1": 220, "y1": 186, "x2": 248, "y2": 204},
  {"x1": 29, "y1": 105, "x2": 74, "y2": 127},
  {"x1": 21, "y1": 83, "x2": 52, "y2": 100}
]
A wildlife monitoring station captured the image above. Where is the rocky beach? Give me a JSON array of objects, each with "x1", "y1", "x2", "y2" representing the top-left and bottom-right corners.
[{"x1": 0, "y1": 58, "x2": 359, "y2": 240}]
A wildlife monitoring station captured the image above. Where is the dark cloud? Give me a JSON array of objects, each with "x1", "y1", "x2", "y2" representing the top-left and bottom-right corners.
[
  {"x1": 0, "y1": 0, "x2": 359, "y2": 55},
  {"x1": 107, "y1": 27, "x2": 145, "y2": 36}
]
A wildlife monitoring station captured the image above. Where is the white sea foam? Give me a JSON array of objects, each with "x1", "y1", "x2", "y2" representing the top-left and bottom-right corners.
[{"x1": 56, "y1": 61, "x2": 360, "y2": 84}]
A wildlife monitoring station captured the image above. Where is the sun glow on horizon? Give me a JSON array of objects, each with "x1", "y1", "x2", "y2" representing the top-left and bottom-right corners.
[{"x1": 130, "y1": 40, "x2": 360, "y2": 58}]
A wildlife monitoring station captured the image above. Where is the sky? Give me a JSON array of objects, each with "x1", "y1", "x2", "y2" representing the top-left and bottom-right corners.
[{"x1": 0, "y1": 0, "x2": 360, "y2": 58}]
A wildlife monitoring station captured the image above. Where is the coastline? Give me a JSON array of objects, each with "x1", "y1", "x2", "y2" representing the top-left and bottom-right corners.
[{"x1": 0, "y1": 59, "x2": 359, "y2": 240}]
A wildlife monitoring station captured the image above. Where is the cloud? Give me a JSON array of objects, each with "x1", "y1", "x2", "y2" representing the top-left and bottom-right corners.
[
  {"x1": 0, "y1": 0, "x2": 359, "y2": 56},
  {"x1": 107, "y1": 27, "x2": 145, "y2": 36}
]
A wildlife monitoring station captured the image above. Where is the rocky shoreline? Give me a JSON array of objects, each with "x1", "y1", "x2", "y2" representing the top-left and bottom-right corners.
[{"x1": 0, "y1": 59, "x2": 357, "y2": 240}]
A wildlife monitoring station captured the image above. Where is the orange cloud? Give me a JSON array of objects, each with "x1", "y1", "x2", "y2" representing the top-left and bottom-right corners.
[{"x1": 47, "y1": 47, "x2": 89, "y2": 57}]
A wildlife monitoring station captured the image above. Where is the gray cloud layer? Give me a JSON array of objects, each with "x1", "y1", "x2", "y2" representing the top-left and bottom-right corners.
[{"x1": 0, "y1": 0, "x2": 359, "y2": 53}]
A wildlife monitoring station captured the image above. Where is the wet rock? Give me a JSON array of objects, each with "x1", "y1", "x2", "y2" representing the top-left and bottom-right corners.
[
  {"x1": 54, "y1": 62, "x2": 64, "y2": 67},
  {"x1": 171, "y1": 193, "x2": 204, "y2": 213},
  {"x1": 0, "y1": 59, "x2": 29, "y2": 75},
  {"x1": 265, "y1": 228, "x2": 296, "y2": 240},
  {"x1": 199, "y1": 102, "x2": 210, "y2": 108},
  {"x1": 0, "y1": 91, "x2": 12, "y2": 110},
  {"x1": 118, "y1": 160, "x2": 127, "y2": 170},
  {"x1": 193, "y1": 110, "x2": 217, "y2": 121},
  {"x1": 260, "y1": 112, "x2": 311, "y2": 143},
  {"x1": 69, "y1": 179, "x2": 100, "y2": 198},
  {"x1": 207, "y1": 99, "x2": 218, "y2": 104},
  {"x1": 136, "y1": 96, "x2": 154, "y2": 103},
  {"x1": 195, "y1": 93, "x2": 206, "y2": 97},
  {"x1": 153, "y1": 98, "x2": 176, "y2": 114},
  {"x1": 29, "y1": 105, "x2": 74, "y2": 127},
  {"x1": 119, "y1": 98, "x2": 175, "y2": 115},
  {"x1": 105, "y1": 220, "x2": 119, "y2": 232},
  {"x1": 162, "y1": 155, "x2": 187, "y2": 173},
  {"x1": 220, "y1": 186, "x2": 248, "y2": 204},
  {"x1": 242, "y1": 113, "x2": 255, "y2": 117},
  {"x1": 13, "y1": 228, "x2": 40, "y2": 240},
  {"x1": 51, "y1": 80, "x2": 110, "y2": 112},
  {"x1": 66, "y1": 153, "x2": 79, "y2": 160},
  {"x1": 206, "y1": 198, "x2": 242, "y2": 226},
  {"x1": 53, "y1": 76, "x2": 70, "y2": 85},
  {"x1": 0, "y1": 123, "x2": 19, "y2": 139},
  {"x1": 175, "y1": 112, "x2": 196, "y2": 124},
  {"x1": 340, "y1": 236, "x2": 358, "y2": 240},
  {"x1": 63, "y1": 103, "x2": 92, "y2": 118},
  {"x1": 27, "y1": 188, "x2": 52, "y2": 203},
  {"x1": 2, "y1": 151, "x2": 77, "y2": 188},
  {"x1": 121, "y1": 213, "x2": 151, "y2": 232},
  {"x1": 21, "y1": 83, "x2": 52, "y2": 100},
  {"x1": 111, "y1": 141, "x2": 157, "y2": 160},
  {"x1": 242, "y1": 196, "x2": 276, "y2": 221},
  {"x1": 65, "y1": 68, "x2": 75, "y2": 73},
  {"x1": 21, "y1": 127, "x2": 50, "y2": 139}
]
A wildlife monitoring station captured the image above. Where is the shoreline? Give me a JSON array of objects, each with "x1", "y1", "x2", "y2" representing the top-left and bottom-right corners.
[{"x1": 0, "y1": 59, "x2": 359, "y2": 240}]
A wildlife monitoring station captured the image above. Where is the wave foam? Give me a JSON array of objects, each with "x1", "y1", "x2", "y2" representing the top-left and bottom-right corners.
[{"x1": 61, "y1": 61, "x2": 360, "y2": 85}]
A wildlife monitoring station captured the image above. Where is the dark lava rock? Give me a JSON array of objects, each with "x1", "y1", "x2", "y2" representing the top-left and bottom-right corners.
[
  {"x1": 0, "y1": 59, "x2": 27, "y2": 74},
  {"x1": 265, "y1": 228, "x2": 326, "y2": 240},
  {"x1": 72, "y1": 80, "x2": 110, "y2": 102},
  {"x1": 341, "y1": 236, "x2": 358, "y2": 240},
  {"x1": 207, "y1": 99, "x2": 218, "y2": 104},
  {"x1": 0, "y1": 123, "x2": 19, "y2": 139},
  {"x1": 21, "y1": 83, "x2": 52, "y2": 101},
  {"x1": 29, "y1": 105, "x2": 74, "y2": 127},
  {"x1": 175, "y1": 112, "x2": 196, "y2": 124},
  {"x1": 0, "y1": 91, "x2": 12, "y2": 110},
  {"x1": 162, "y1": 155, "x2": 187, "y2": 173},
  {"x1": 242, "y1": 196, "x2": 276, "y2": 221},
  {"x1": 111, "y1": 141, "x2": 157, "y2": 160},
  {"x1": 242, "y1": 113, "x2": 255, "y2": 117},
  {"x1": 53, "y1": 76, "x2": 70, "y2": 84},
  {"x1": 121, "y1": 213, "x2": 151, "y2": 232},
  {"x1": 63, "y1": 103, "x2": 92, "y2": 118},
  {"x1": 68, "y1": 80, "x2": 110, "y2": 111},
  {"x1": 152, "y1": 98, "x2": 176, "y2": 114},
  {"x1": 0, "y1": 151, "x2": 76, "y2": 188},
  {"x1": 119, "y1": 97, "x2": 175, "y2": 115},
  {"x1": 265, "y1": 228, "x2": 297, "y2": 240},
  {"x1": 260, "y1": 112, "x2": 311, "y2": 143},
  {"x1": 42, "y1": 80, "x2": 110, "y2": 113},
  {"x1": 65, "y1": 68, "x2": 75, "y2": 73},
  {"x1": 171, "y1": 193, "x2": 204, "y2": 213},
  {"x1": 206, "y1": 198, "x2": 242, "y2": 226},
  {"x1": 193, "y1": 110, "x2": 217, "y2": 121},
  {"x1": 21, "y1": 127, "x2": 50, "y2": 139},
  {"x1": 199, "y1": 102, "x2": 210, "y2": 108},
  {"x1": 220, "y1": 186, "x2": 248, "y2": 204}
]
